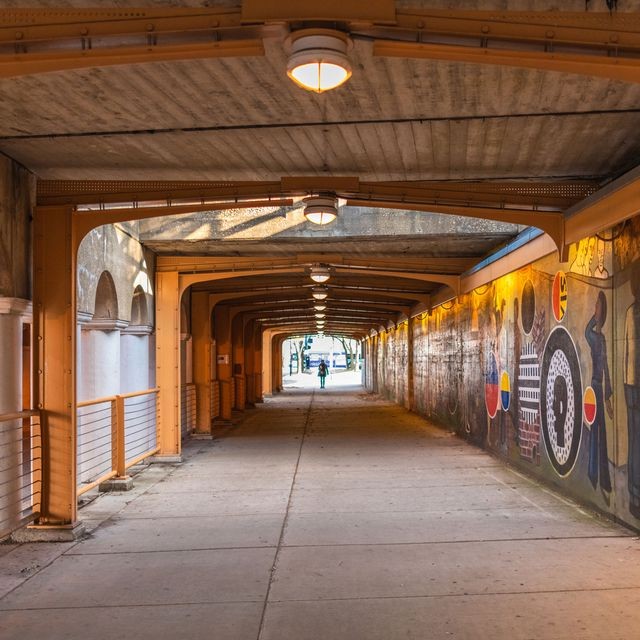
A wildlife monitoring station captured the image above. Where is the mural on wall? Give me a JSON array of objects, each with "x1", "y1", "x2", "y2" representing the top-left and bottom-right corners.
[
  {"x1": 372, "y1": 217, "x2": 640, "y2": 529},
  {"x1": 623, "y1": 260, "x2": 640, "y2": 517},
  {"x1": 540, "y1": 326, "x2": 583, "y2": 477},
  {"x1": 584, "y1": 291, "x2": 613, "y2": 498}
]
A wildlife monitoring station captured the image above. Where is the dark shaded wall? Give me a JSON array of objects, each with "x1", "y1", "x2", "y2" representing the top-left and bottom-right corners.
[
  {"x1": 365, "y1": 214, "x2": 640, "y2": 530},
  {"x1": 0, "y1": 156, "x2": 35, "y2": 299}
]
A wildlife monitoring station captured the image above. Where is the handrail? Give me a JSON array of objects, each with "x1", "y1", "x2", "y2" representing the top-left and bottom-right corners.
[
  {"x1": 0, "y1": 409, "x2": 40, "y2": 422},
  {"x1": 76, "y1": 388, "x2": 159, "y2": 494},
  {"x1": 77, "y1": 387, "x2": 159, "y2": 407}
]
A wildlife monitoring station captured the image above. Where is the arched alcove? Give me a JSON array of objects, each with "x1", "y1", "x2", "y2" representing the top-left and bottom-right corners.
[
  {"x1": 130, "y1": 285, "x2": 149, "y2": 327},
  {"x1": 93, "y1": 271, "x2": 118, "y2": 321},
  {"x1": 120, "y1": 284, "x2": 153, "y2": 394}
]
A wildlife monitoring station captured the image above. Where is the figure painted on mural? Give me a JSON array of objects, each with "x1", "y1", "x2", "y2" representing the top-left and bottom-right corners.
[
  {"x1": 593, "y1": 238, "x2": 610, "y2": 279},
  {"x1": 585, "y1": 291, "x2": 613, "y2": 497},
  {"x1": 510, "y1": 297, "x2": 521, "y2": 447},
  {"x1": 570, "y1": 237, "x2": 596, "y2": 277},
  {"x1": 317, "y1": 359, "x2": 329, "y2": 389},
  {"x1": 625, "y1": 262, "x2": 640, "y2": 518}
]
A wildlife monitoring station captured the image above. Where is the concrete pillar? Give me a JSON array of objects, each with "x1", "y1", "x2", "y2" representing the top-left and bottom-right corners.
[
  {"x1": 0, "y1": 298, "x2": 30, "y2": 533},
  {"x1": 79, "y1": 320, "x2": 124, "y2": 401},
  {"x1": 214, "y1": 304, "x2": 232, "y2": 421},
  {"x1": 191, "y1": 292, "x2": 212, "y2": 434},
  {"x1": 244, "y1": 318, "x2": 256, "y2": 406},
  {"x1": 120, "y1": 328, "x2": 152, "y2": 394}
]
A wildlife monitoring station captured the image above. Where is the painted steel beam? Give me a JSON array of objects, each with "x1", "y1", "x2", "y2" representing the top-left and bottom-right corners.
[{"x1": 3, "y1": 6, "x2": 639, "y2": 83}]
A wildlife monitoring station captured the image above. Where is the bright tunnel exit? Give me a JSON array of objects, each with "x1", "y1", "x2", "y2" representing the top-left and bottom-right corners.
[{"x1": 282, "y1": 334, "x2": 363, "y2": 389}]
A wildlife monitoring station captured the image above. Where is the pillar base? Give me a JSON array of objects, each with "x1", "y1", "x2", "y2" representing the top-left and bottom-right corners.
[
  {"x1": 213, "y1": 418, "x2": 232, "y2": 427},
  {"x1": 99, "y1": 476, "x2": 134, "y2": 492},
  {"x1": 12, "y1": 521, "x2": 85, "y2": 543},
  {"x1": 151, "y1": 454, "x2": 183, "y2": 464},
  {"x1": 191, "y1": 432, "x2": 214, "y2": 440}
]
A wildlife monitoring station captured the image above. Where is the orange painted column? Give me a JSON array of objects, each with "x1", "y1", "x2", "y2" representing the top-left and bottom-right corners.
[
  {"x1": 156, "y1": 271, "x2": 181, "y2": 459},
  {"x1": 214, "y1": 304, "x2": 233, "y2": 421},
  {"x1": 261, "y1": 329, "x2": 274, "y2": 396},
  {"x1": 191, "y1": 291, "x2": 212, "y2": 434},
  {"x1": 32, "y1": 205, "x2": 81, "y2": 536},
  {"x1": 254, "y1": 324, "x2": 264, "y2": 402},
  {"x1": 244, "y1": 318, "x2": 256, "y2": 405},
  {"x1": 231, "y1": 310, "x2": 246, "y2": 410}
]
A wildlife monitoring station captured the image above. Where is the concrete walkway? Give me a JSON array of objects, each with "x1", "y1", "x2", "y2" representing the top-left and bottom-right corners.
[{"x1": 2, "y1": 381, "x2": 640, "y2": 639}]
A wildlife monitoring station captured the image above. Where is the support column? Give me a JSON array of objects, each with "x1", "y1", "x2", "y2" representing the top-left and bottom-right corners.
[
  {"x1": 191, "y1": 292, "x2": 212, "y2": 434},
  {"x1": 155, "y1": 271, "x2": 181, "y2": 460},
  {"x1": 262, "y1": 329, "x2": 274, "y2": 397},
  {"x1": 254, "y1": 324, "x2": 263, "y2": 402},
  {"x1": 244, "y1": 318, "x2": 256, "y2": 406},
  {"x1": 32, "y1": 205, "x2": 83, "y2": 538},
  {"x1": 231, "y1": 310, "x2": 245, "y2": 410},
  {"x1": 214, "y1": 304, "x2": 232, "y2": 422}
]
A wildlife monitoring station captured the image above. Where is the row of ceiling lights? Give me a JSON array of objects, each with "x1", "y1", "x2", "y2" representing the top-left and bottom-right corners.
[
  {"x1": 288, "y1": 29, "x2": 346, "y2": 327},
  {"x1": 289, "y1": 30, "x2": 349, "y2": 225}
]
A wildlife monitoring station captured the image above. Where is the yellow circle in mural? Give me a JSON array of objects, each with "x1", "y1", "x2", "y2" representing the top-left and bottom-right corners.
[{"x1": 500, "y1": 370, "x2": 511, "y2": 411}]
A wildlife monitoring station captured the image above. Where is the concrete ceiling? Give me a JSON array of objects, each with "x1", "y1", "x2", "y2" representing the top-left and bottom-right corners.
[{"x1": 7, "y1": 1, "x2": 640, "y2": 337}]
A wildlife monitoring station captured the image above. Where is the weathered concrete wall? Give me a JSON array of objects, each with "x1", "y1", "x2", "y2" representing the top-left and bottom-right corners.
[
  {"x1": 0, "y1": 156, "x2": 34, "y2": 300},
  {"x1": 77, "y1": 222, "x2": 154, "y2": 323},
  {"x1": 366, "y1": 213, "x2": 640, "y2": 530}
]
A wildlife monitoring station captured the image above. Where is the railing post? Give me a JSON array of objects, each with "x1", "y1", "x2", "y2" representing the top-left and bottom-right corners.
[
  {"x1": 115, "y1": 395, "x2": 126, "y2": 478},
  {"x1": 98, "y1": 394, "x2": 133, "y2": 492}
]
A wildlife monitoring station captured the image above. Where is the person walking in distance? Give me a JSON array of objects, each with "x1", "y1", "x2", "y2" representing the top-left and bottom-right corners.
[{"x1": 318, "y1": 359, "x2": 329, "y2": 389}]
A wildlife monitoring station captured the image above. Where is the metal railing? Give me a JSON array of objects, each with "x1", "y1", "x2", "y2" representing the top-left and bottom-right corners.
[
  {"x1": 180, "y1": 383, "x2": 196, "y2": 437},
  {"x1": 0, "y1": 410, "x2": 41, "y2": 540},
  {"x1": 77, "y1": 388, "x2": 159, "y2": 496}
]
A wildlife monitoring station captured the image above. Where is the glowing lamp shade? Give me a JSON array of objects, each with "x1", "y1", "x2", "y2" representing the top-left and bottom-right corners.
[
  {"x1": 287, "y1": 30, "x2": 352, "y2": 93},
  {"x1": 316, "y1": 321, "x2": 325, "y2": 327},
  {"x1": 310, "y1": 264, "x2": 331, "y2": 283},
  {"x1": 303, "y1": 195, "x2": 338, "y2": 225},
  {"x1": 314, "y1": 304, "x2": 326, "y2": 311},
  {"x1": 312, "y1": 286, "x2": 328, "y2": 300},
  {"x1": 315, "y1": 313, "x2": 325, "y2": 319}
]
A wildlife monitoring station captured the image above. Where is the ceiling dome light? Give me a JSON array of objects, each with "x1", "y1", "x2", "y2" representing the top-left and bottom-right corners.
[
  {"x1": 314, "y1": 304, "x2": 326, "y2": 311},
  {"x1": 303, "y1": 194, "x2": 338, "y2": 225},
  {"x1": 310, "y1": 264, "x2": 331, "y2": 283},
  {"x1": 312, "y1": 286, "x2": 328, "y2": 300},
  {"x1": 287, "y1": 29, "x2": 352, "y2": 93},
  {"x1": 315, "y1": 313, "x2": 325, "y2": 319},
  {"x1": 316, "y1": 321, "x2": 325, "y2": 327}
]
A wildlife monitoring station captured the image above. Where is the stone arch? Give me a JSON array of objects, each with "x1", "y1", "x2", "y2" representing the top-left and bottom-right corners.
[
  {"x1": 130, "y1": 285, "x2": 149, "y2": 328},
  {"x1": 93, "y1": 271, "x2": 118, "y2": 321}
]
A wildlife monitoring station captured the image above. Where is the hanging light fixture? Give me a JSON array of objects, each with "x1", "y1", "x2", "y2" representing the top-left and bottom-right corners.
[
  {"x1": 310, "y1": 264, "x2": 331, "y2": 283},
  {"x1": 316, "y1": 321, "x2": 326, "y2": 327},
  {"x1": 315, "y1": 313, "x2": 325, "y2": 319},
  {"x1": 314, "y1": 304, "x2": 326, "y2": 311},
  {"x1": 312, "y1": 286, "x2": 328, "y2": 300},
  {"x1": 287, "y1": 29, "x2": 352, "y2": 93},
  {"x1": 303, "y1": 194, "x2": 338, "y2": 225}
]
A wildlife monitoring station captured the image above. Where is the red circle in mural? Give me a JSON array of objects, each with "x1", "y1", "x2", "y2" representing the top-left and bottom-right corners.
[
  {"x1": 485, "y1": 352, "x2": 499, "y2": 419},
  {"x1": 552, "y1": 271, "x2": 567, "y2": 322},
  {"x1": 583, "y1": 386, "x2": 597, "y2": 425}
]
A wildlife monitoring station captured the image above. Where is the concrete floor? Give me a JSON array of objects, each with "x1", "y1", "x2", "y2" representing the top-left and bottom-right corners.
[{"x1": 2, "y1": 377, "x2": 640, "y2": 639}]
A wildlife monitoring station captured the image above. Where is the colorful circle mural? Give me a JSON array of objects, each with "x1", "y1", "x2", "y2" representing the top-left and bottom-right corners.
[
  {"x1": 540, "y1": 326, "x2": 583, "y2": 476},
  {"x1": 552, "y1": 271, "x2": 567, "y2": 322},
  {"x1": 521, "y1": 279, "x2": 535, "y2": 335},
  {"x1": 485, "y1": 352, "x2": 499, "y2": 419},
  {"x1": 500, "y1": 371, "x2": 511, "y2": 411},
  {"x1": 583, "y1": 386, "x2": 597, "y2": 426}
]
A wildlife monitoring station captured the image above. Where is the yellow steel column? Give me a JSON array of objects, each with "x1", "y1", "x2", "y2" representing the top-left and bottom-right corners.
[
  {"x1": 191, "y1": 291, "x2": 212, "y2": 434},
  {"x1": 30, "y1": 204, "x2": 83, "y2": 539},
  {"x1": 261, "y1": 329, "x2": 273, "y2": 396},
  {"x1": 254, "y1": 324, "x2": 264, "y2": 402},
  {"x1": 214, "y1": 304, "x2": 232, "y2": 421},
  {"x1": 231, "y1": 310, "x2": 246, "y2": 410},
  {"x1": 273, "y1": 335, "x2": 284, "y2": 393},
  {"x1": 243, "y1": 317, "x2": 254, "y2": 405},
  {"x1": 156, "y1": 271, "x2": 181, "y2": 459}
]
